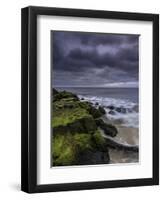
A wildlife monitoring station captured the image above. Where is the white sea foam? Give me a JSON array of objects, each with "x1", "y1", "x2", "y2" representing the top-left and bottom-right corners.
[{"x1": 79, "y1": 95, "x2": 139, "y2": 128}]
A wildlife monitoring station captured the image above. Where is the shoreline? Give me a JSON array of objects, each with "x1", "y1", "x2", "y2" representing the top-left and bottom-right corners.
[
  {"x1": 104, "y1": 119, "x2": 139, "y2": 163},
  {"x1": 101, "y1": 114, "x2": 139, "y2": 164}
]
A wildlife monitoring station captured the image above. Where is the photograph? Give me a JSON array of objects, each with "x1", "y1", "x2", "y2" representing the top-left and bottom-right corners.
[
  {"x1": 51, "y1": 31, "x2": 139, "y2": 167},
  {"x1": 21, "y1": 6, "x2": 159, "y2": 193}
]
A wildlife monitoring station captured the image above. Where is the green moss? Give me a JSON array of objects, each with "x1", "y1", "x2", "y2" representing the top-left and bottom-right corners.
[
  {"x1": 93, "y1": 130, "x2": 106, "y2": 148},
  {"x1": 52, "y1": 133, "x2": 94, "y2": 166},
  {"x1": 74, "y1": 133, "x2": 92, "y2": 151},
  {"x1": 52, "y1": 107, "x2": 89, "y2": 128},
  {"x1": 54, "y1": 90, "x2": 78, "y2": 101},
  {"x1": 52, "y1": 134, "x2": 76, "y2": 166}
]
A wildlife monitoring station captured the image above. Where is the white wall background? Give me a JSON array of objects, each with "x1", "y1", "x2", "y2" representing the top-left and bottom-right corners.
[{"x1": 0, "y1": 0, "x2": 161, "y2": 199}]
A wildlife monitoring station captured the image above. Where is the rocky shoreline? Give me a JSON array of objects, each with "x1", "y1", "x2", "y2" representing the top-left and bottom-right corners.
[{"x1": 52, "y1": 88, "x2": 138, "y2": 166}]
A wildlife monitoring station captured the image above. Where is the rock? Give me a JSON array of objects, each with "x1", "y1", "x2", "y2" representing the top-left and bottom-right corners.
[
  {"x1": 53, "y1": 115, "x2": 97, "y2": 135},
  {"x1": 95, "y1": 118, "x2": 105, "y2": 127},
  {"x1": 95, "y1": 102, "x2": 99, "y2": 106},
  {"x1": 133, "y1": 105, "x2": 139, "y2": 112},
  {"x1": 107, "y1": 105, "x2": 115, "y2": 110},
  {"x1": 81, "y1": 116, "x2": 97, "y2": 133},
  {"x1": 76, "y1": 131, "x2": 110, "y2": 164},
  {"x1": 115, "y1": 107, "x2": 121, "y2": 113},
  {"x1": 81, "y1": 97, "x2": 84, "y2": 100},
  {"x1": 108, "y1": 110, "x2": 116, "y2": 115},
  {"x1": 77, "y1": 150, "x2": 110, "y2": 165},
  {"x1": 121, "y1": 107, "x2": 127, "y2": 113},
  {"x1": 95, "y1": 119, "x2": 118, "y2": 137},
  {"x1": 52, "y1": 90, "x2": 110, "y2": 166},
  {"x1": 88, "y1": 106, "x2": 103, "y2": 119},
  {"x1": 98, "y1": 106, "x2": 106, "y2": 115},
  {"x1": 115, "y1": 107, "x2": 127, "y2": 114},
  {"x1": 53, "y1": 88, "x2": 59, "y2": 95},
  {"x1": 54, "y1": 90, "x2": 79, "y2": 101},
  {"x1": 63, "y1": 103, "x2": 74, "y2": 109},
  {"x1": 102, "y1": 124, "x2": 118, "y2": 137},
  {"x1": 101, "y1": 124, "x2": 118, "y2": 137},
  {"x1": 52, "y1": 131, "x2": 109, "y2": 166}
]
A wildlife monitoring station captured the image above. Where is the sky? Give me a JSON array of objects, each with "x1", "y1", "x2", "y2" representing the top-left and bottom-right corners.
[{"x1": 52, "y1": 31, "x2": 139, "y2": 88}]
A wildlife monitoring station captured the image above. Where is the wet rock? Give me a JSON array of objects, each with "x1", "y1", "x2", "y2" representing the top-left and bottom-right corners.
[
  {"x1": 77, "y1": 150, "x2": 110, "y2": 165},
  {"x1": 107, "y1": 105, "x2": 115, "y2": 110},
  {"x1": 115, "y1": 107, "x2": 127, "y2": 114},
  {"x1": 89, "y1": 106, "x2": 103, "y2": 119},
  {"x1": 95, "y1": 119, "x2": 118, "y2": 137},
  {"x1": 95, "y1": 102, "x2": 99, "y2": 106},
  {"x1": 121, "y1": 107, "x2": 126, "y2": 113},
  {"x1": 115, "y1": 107, "x2": 121, "y2": 113},
  {"x1": 133, "y1": 105, "x2": 139, "y2": 112},
  {"x1": 108, "y1": 110, "x2": 116, "y2": 115},
  {"x1": 98, "y1": 106, "x2": 106, "y2": 115}
]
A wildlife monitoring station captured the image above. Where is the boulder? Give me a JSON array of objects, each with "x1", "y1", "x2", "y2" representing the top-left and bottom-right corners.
[
  {"x1": 52, "y1": 90, "x2": 110, "y2": 166},
  {"x1": 115, "y1": 107, "x2": 127, "y2": 114},
  {"x1": 133, "y1": 105, "x2": 139, "y2": 112},
  {"x1": 107, "y1": 105, "x2": 115, "y2": 110},
  {"x1": 54, "y1": 90, "x2": 79, "y2": 101},
  {"x1": 95, "y1": 119, "x2": 118, "y2": 137},
  {"x1": 108, "y1": 110, "x2": 116, "y2": 115},
  {"x1": 98, "y1": 106, "x2": 106, "y2": 115}
]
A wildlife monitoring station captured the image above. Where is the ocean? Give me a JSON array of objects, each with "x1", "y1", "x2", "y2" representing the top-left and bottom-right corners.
[{"x1": 56, "y1": 87, "x2": 139, "y2": 129}]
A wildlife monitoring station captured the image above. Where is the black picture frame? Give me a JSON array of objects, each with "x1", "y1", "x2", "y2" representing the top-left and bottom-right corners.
[{"x1": 21, "y1": 6, "x2": 159, "y2": 193}]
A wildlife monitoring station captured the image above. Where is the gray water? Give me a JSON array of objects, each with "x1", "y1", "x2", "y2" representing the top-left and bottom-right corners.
[{"x1": 57, "y1": 87, "x2": 138, "y2": 103}]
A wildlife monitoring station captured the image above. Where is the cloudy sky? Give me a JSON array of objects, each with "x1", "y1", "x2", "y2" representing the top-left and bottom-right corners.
[{"x1": 52, "y1": 31, "x2": 139, "y2": 88}]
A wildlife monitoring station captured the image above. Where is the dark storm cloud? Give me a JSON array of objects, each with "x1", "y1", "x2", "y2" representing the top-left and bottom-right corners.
[{"x1": 52, "y1": 31, "x2": 139, "y2": 87}]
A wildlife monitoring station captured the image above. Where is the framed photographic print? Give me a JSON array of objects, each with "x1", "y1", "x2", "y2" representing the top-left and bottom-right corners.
[{"x1": 21, "y1": 6, "x2": 159, "y2": 193}]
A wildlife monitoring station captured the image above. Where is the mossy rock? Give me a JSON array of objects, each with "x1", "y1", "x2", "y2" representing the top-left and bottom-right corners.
[
  {"x1": 52, "y1": 107, "x2": 89, "y2": 128},
  {"x1": 88, "y1": 106, "x2": 103, "y2": 119},
  {"x1": 52, "y1": 134, "x2": 77, "y2": 166},
  {"x1": 81, "y1": 116, "x2": 97, "y2": 133},
  {"x1": 93, "y1": 130, "x2": 106, "y2": 150},
  {"x1": 52, "y1": 99, "x2": 97, "y2": 135},
  {"x1": 95, "y1": 119, "x2": 118, "y2": 137},
  {"x1": 98, "y1": 106, "x2": 106, "y2": 115},
  {"x1": 78, "y1": 101, "x2": 105, "y2": 118},
  {"x1": 52, "y1": 131, "x2": 109, "y2": 166},
  {"x1": 54, "y1": 90, "x2": 79, "y2": 102},
  {"x1": 73, "y1": 133, "x2": 93, "y2": 151},
  {"x1": 53, "y1": 115, "x2": 97, "y2": 135},
  {"x1": 51, "y1": 89, "x2": 110, "y2": 166}
]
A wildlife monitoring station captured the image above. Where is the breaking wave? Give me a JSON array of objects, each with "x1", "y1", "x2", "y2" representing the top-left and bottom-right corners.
[{"x1": 79, "y1": 95, "x2": 139, "y2": 128}]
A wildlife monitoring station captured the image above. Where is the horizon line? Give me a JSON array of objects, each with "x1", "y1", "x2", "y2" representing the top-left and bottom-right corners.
[{"x1": 53, "y1": 86, "x2": 138, "y2": 89}]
